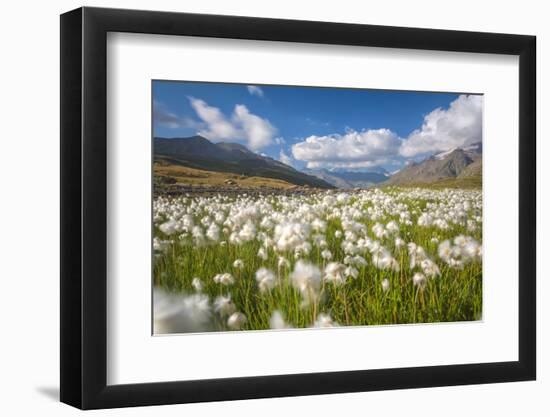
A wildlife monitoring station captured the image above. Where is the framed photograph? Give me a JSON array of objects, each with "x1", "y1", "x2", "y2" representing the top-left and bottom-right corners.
[{"x1": 60, "y1": 6, "x2": 536, "y2": 409}]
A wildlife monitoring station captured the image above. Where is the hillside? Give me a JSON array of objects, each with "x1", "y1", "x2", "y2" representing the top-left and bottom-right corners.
[
  {"x1": 458, "y1": 158, "x2": 482, "y2": 178},
  {"x1": 154, "y1": 162, "x2": 297, "y2": 190},
  {"x1": 385, "y1": 143, "x2": 482, "y2": 187},
  {"x1": 154, "y1": 136, "x2": 333, "y2": 189}
]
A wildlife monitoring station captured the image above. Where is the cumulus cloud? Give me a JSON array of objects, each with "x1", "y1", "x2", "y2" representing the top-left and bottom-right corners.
[
  {"x1": 153, "y1": 100, "x2": 200, "y2": 129},
  {"x1": 233, "y1": 104, "x2": 277, "y2": 150},
  {"x1": 290, "y1": 94, "x2": 482, "y2": 169},
  {"x1": 399, "y1": 94, "x2": 482, "y2": 157},
  {"x1": 291, "y1": 128, "x2": 402, "y2": 169},
  {"x1": 247, "y1": 85, "x2": 264, "y2": 97},
  {"x1": 189, "y1": 97, "x2": 240, "y2": 139},
  {"x1": 188, "y1": 97, "x2": 277, "y2": 151}
]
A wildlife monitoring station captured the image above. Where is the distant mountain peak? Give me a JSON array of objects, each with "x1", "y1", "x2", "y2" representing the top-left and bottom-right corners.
[
  {"x1": 434, "y1": 142, "x2": 482, "y2": 160},
  {"x1": 303, "y1": 168, "x2": 388, "y2": 189},
  {"x1": 434, "y1": 147, "x2": 459, "y2": 160},
  {"x1": 385, "y1": 143, "x2": 482, "y2": 186}
]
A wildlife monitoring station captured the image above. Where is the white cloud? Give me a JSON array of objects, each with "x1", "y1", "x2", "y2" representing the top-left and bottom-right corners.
[
  {"x1": 247, "y1": 85, "x2": 264, "y2": 97},
  {"x1": 188, "y1": 97, "x2": 277, "y2": 151},
  {"x1": 291, "y1": 128, "x2": 402, "y2": 169},
  {"x1": 233, "y1": 104, "x2": 277, "y2": 150},
  {"x1": 399, "y1": 94, "x2": 482, "y2": 157},
  {"x1": 189, "y1": 97, "x2": 240, "y2": 140},
  {"x1": 284, "y1": 94, "x2": 483, "y2": 170},
  {"x1": 279, "y1": 149, "x2": 295, "y2": 167}
]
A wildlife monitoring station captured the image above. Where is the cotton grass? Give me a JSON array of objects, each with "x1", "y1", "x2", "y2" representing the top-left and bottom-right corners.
[{"x1": 153, "y1": 187, "x2": 482, "y2": 333}]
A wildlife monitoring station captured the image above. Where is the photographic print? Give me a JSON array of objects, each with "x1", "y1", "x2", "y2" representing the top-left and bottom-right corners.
[{"x1": 152, "y1": 81, "x2": 483, "y2": 334}]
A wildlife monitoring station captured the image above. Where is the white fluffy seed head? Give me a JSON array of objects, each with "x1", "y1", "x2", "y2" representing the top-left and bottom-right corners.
[
  {"x1": 153, "y1": 289, "x2": 211, "y2": 334},
  {"x1": 191, "y1": 277, "x2": 203, "y2": 292},
  {"x1": 290, "y1": 260, "x2": 321, "y2": 303},
  {"x1": 313, "y1": 313, "x2": 338, "y2": 328},
  {"x1": 412, "y1": 272, "x2": 427, "y2": 288},
  {"x1": 270, "y1": 310, "x2": 291, "y2": 329},
  {"x1": 213, "y1": 273, "x2": 235, "y2": 286},
  {"x1": 213, "y1": 294, "x2": 236, "y2": 317},
  {"x1": 233, "y1": 259, "x2": 245, "y2": 269},
  {"x1": 255, "y1": 268, "x2": 276, "y2": 292},
  {"x1": 227, "y1": 312, "x2": 247, "y2": 330},
  {"x1": 324, "y1": 262, "x2": 347, "y2": 285}
]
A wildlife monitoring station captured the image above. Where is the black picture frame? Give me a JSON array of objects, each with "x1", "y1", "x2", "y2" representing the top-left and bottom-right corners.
[{"x1": 60, "y1": 6, "x2": 536, "y2": 410}]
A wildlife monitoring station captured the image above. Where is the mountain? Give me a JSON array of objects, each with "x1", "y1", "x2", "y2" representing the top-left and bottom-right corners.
[
  {"x1": 332, "y1": 170, "x2": 389, "y2": 184},
  {"x1": 458, "y1": 158, "x2": 482, "y2": 178},
  {"x1": 433, "y1": 142, "x2": 482, "y2": 161},
  {"x1": 303, "y1": 168, "x2": 388, "y2": 189},
  {"x1": 302, "y1": 169, "x2": 351, "y2": 189},
  {"x1": 385, "y1": 142, "x2": 482, "y2": 186},
  {"x1": 154, "y1": 136, "x2": 333, "y2": 189}
]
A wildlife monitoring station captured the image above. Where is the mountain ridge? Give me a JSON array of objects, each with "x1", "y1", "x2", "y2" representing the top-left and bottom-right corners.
[
  {"x1": 385, "y1": 142, "x2": 482, "y2": 186},
  {"x1": 154, "y1": 136, "x2": 334, "y2": 189},
  {"x1": 303, "y1": 168, "x2": 388, "y2": 189}
]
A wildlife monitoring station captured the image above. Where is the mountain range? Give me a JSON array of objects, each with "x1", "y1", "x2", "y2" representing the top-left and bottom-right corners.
[
  {"x1": 384, "y1": 142, "x2": 482, "y2": 186},
  {"x1": 303, "y1": 168, "x2": 389, "y2": 188},
  {"x1": 154, "y1": 136, "x2": 334, "y2": 189},
  {"x1": 154, "y1": 135, "x2": 482, "y2": 191}
]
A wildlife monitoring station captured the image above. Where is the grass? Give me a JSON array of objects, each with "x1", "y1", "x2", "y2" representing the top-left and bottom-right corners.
[
  {"x1": 384, "y1": 175, "x2": 482, "y2": 190},
  {"x1": 153, "y1": 188, "x2": 482, "y2": 332},
  {"x1": 154, "y1": 162, "x2": 296, "y2": 189}
]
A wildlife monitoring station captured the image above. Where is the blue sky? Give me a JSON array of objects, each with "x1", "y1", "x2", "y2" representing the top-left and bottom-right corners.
[{"x1": 153, "y1": 81, "x2": 482, "y2": 172}]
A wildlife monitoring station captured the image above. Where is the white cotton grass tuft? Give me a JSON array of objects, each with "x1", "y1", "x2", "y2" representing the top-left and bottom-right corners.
[
  {"x1": 159, "y1": 220, "x2": 176, "y2": 236},
  {"x1": 153, "y1": 237, "x2": 170, "y2": 253},
  {"x1": 321, "y1": 249, "x2": 333, "y2": 260},
  {"x1": 227, "y1": 312, "x2": 247, "y2": 330},
  {"x1": 345, "y1": 266, "x2": 359, "y2": 279},
  {"x1": 255, "y1": 267, "x2": 276, "y2": 292},
  {"x1": 233, "y1": 259, "x2": 245, "y2": 269},
  {"x1": 277, "y1": 256, "x2": 290, "y2": 270},
  {"x1": 206, "y1": 223, "x2": 220, "y2": 241},
  {"x1": 324, "y1": 262, "x2": 347, "y2": 285},
  {"x1": 273, "y1": 221, "x2": 311, "y2": 253},
  {"x1": 386, "y1": 220, "x2": 399, "y2": 234},
  {"x1": 191, "y1": 277, "x2": 203, "y2": 292},
  {"x1": 213, "y1": 272, "x2": 235, "y2": 285},
  {"x1": 257, "y1": 247, "x2": 268, "y2": 260},
  {"x1": 238, "y1": 220, "x2": 256, "y2": 242},
  {"x1": 395, "y1": 237, "x2": 405, "y2": 249},
  {"x1": 192, "y1": 225, "x2": 205, "y2": 245},
  {"x1": 290, "y1": 260, "x2": 322, "y2": 304},
  {"x1": 421, "y1": 258, "x2": 441, "y2": 277},
  {"x1": 438, "y1": 236, "x2": 481, "y2": 268},
  {"x1": 412, "y1": 272, "x2": 427, "y2": 288},
  {"x1": 213, "y1": 294, "x2": 236, "y2": 317},
  {"x1": 313, "y1": 313, "x2": 338, "y2": 328},
  {"x1": 371, "y1": 248, "x2": 400, "y2": 272},
  {"x1": 372, "y1": 223, "x2": 387, "y2": 239},
  {"x1": 269, "y1": 310, "x2": 292, "y2": 329},
  {"x1": 382, "y1": 278, "x2": 390, "y2": 292},
  {"x1": 153, "y1": 288, "x2": 212, "y2": 334}
]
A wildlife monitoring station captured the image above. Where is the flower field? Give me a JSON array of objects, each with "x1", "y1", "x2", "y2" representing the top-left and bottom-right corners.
[{"x1": 153, "y1": 188, "x2": 482, "y2": 334}]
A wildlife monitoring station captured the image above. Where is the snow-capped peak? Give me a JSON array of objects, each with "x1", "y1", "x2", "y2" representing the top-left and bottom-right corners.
[{"x1": 434, "y1": 147, "x2": 459, "y2": 160}]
